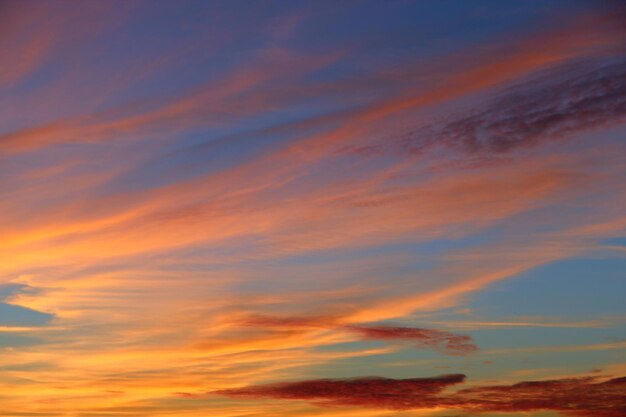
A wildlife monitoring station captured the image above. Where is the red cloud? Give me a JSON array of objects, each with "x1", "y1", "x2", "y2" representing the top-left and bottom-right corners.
[
  {"x1": 453, "y1": 375, "x2": 626, "y2": 417},
  {"x1": 214, "y1": 374, "x2": 626, "y2": 416},
  {"x1": 239, "y1": 314, "x2": 478, "y2": 355},
  {"x1": 347, "y1": 325, "x2": 478, "y2": 355},
  {"x1": 215, "y1": 374, "x2": 465, "y2": 409}
]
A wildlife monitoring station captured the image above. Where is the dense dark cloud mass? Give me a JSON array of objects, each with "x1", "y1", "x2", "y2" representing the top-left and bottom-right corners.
[
  {"x1": 215, "y1": 374, "x2": 466, "y2": 409},
  {"x1": 454, "y1": 375, "x2": 626, "y2": 417},
  {"x1": 215, "y1": 374, "x2": 626, "y2": 416},
  {"x1": 400, "y1": 58, "x2": 626, "y2": 155}
]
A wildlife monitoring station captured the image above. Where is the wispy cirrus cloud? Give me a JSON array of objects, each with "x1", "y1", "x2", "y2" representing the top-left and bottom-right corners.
[
  {"x1": 1, "y1": 2, "x2": 626, "y2": 415},
  {"x1": 398, "y1": 58, "x2": 626, "y2": 155},
  {"x1": 240, "y1": 315, "x2": 478, "y2": 355},
  {"x1": 3, "y1": 2, "x2": 624, "y2": 160},
  {"x1": 346, "y1": 325, "x2": 478, "y2": 355},
  {"x1": 0, "y1": 48, "x2": 341, "y2": 155}
]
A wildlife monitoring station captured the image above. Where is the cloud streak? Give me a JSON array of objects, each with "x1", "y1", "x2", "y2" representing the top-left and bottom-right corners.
[
  {"x1": 346, "y1": 325, "x2": 478, "y2": 355},
  {"x1": 216, "y1": 374, "x2": 466, "y2": 409},
  {"x1": 399, "y1": 58, "x2": 626, "y2": 155},
  {"x1": 1, "y1": 2, "x2": 626, "y2": 416},
  {"x1": 454, "y1": 375, "x2": 626, "y2": 417},
  {"x1": 216, "y1": 374, "x2": 626, "y2": 416},
  {"x1": 241, "y1": 315, "x2": 478, "y2": 355}
]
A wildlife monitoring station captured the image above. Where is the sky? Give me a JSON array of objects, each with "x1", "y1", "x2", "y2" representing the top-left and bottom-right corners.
[{"x1": 1, "y1": 0, "x2": 625, "y2": 416}]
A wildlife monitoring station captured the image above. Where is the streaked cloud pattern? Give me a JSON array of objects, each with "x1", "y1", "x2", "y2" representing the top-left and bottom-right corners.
[{"x1": 1, "y1": 1, "x2": 625, "y2": 416}]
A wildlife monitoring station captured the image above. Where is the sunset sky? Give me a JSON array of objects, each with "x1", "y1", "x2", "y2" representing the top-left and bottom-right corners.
[{"x1": 1, "y1": 1, "x2": 626, "y2": 416}]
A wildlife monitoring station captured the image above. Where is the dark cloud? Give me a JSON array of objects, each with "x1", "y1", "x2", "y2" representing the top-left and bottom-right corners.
[
  {"x1": 239, "y1": 314, "x2": 477, "y2": 355},
  {"x1": 215, "y1": 374, "x2": 465, "y2": 409},
  {"x1": 214, "y1": 374, "x2": 626, "y2": 416},
  {"x1": 400, "y1": 57, "x2": 626, "y2": 155},
  {"x1": 347, "y1": 325, "x2": 478, "y2": 355},
  {"x1": 454, "y1": 375, "x2": 626, "y2": 417}
]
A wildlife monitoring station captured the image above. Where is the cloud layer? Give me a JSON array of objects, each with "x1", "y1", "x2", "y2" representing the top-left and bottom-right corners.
[
  {"x1": 217, "y1": 374, "x2": 626, "y2": 416},
  {"x1": 1, "y1": 1, "x2": 625, "y2": 416},
  {"x1": 240, "y1": 315, "x2": 478, "y2": 355},
  {"x1": 347, "y1": 325, "x2": 478, "y2": 355},
  {"x1": 216, "y1": 374, "x2": 466, "y2": 409},
  {"x1": 390, "y1": 58, "x2": 626, "y2": 156}
]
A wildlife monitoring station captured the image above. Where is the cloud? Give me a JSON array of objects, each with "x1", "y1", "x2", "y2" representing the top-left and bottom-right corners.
[
  {"x1": 0, "y1": 1, "x2": 129, "y2": 91},
  {"x1": 239, "y1": 315, "x2": 477, "y2": 355},
  {"x1": 215, "y1": 374, "x2": 466, "y2": 409},
  {"x1": 346, "y1": 325, "x2": 478, "y2": 355},
  {"x1": 0, "y1": 47, "x2": 339, "y2": 155},
  {"x1": 399, "y1": 57, "x2": 626, "y2": 155},
  {"x1": 215, "y1": 374, "x2": 626, "y2": 416},
  {"x1": 453, "y1": 375, "x2": 626, "y2": 417},
  {"x1": 240, "y1": 314, "x2": 337, "y2": 329},
  {"x1": 3, "y1": 1, "x2": 623, "y2": 159},
  {"x1": 1, "y1": 3, "x2": 625, "y2": 415}
]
